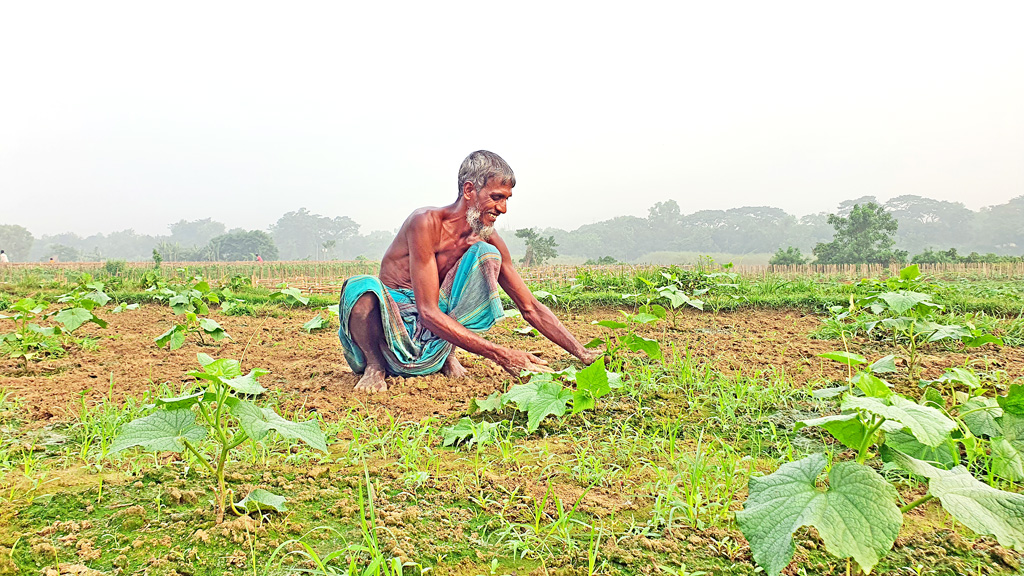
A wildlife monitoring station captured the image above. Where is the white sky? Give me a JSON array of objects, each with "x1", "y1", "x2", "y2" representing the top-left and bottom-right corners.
[{"x1": 1, "y1": 2, "x2": 1022, "y2": 237}]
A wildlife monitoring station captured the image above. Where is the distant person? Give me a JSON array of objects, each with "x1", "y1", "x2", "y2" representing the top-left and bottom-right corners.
[
  {"x1": 0, "y1": 250, "x2": 8, "y2": 263},
  {"x1": 256, "y1": 253, "x2": 264, "y2": 263},
  {"x1": 337, "y1": 150, "x2": 599, "y2": 393},
  {"x1": 48, "y1": 256, "x2": 56, "y2": 264}
]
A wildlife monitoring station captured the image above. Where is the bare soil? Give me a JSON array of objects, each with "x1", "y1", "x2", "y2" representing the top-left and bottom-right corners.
[{"x1": 2, "y1": 304, "x2": 1021, "y2": 425}]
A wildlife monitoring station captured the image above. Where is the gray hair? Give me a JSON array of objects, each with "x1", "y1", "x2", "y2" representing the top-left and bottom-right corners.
[{"x1": 457, "y1": 150, "x2": 515, "y2": 197}]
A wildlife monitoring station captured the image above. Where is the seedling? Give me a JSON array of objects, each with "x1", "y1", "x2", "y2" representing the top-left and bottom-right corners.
[{"x1": 109, "y1": 354, "x2": 328, "y2": 523}]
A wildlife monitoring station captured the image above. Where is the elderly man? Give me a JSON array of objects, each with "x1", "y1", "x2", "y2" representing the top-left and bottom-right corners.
[{"x1": 338, "y1": 150, "x2": 599, "y2": 392}]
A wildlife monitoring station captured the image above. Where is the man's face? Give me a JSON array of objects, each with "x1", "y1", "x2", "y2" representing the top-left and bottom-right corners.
[{"x1": 466, "y1": 178, "x2": 513, "y2": 238}]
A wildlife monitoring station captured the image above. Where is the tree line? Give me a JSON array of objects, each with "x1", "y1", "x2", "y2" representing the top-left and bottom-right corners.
[{"x1": 0, "y1": 194, "x2": 1021, "y2": 264}]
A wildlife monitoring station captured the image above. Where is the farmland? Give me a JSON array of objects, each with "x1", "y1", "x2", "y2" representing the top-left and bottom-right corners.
[{"x1": 1, "y1": 262, "x2": 1024, "y2": 575}]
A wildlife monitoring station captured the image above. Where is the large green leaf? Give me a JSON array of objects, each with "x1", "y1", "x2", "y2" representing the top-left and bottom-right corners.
[
  {"x1": 231, "y1": 400, "x2": 327, "y2": 452},
  {"x1": 155, "y1": 325, "x2": 187, "y2": 350},
  {"x1": 998, "y1": 384, "x2": 1024, "y2": 416},
  {"x1": 881, "y1": 430, "x2": 957, "y2": 470},
  {"x1": 818, "y1": 351, "x2": 867, "y2": 367},
  {"x1": 990, "y1": 412, "x2": 1024, "y2": 481},
  {"x1": 592, "y1": 320, "x2": 627, "y2": 330},
  {"x1": 201, "y1": 358, "x2": 242, "y2": 379},
  {"x1": 622, "y1": 333, "x2": 662, "y2": 360},
  {"x1": 441, "y1": 417, "x2": 501, "y2": 448},
  {"x1": 223, "y1": 369, "x2": 269, "y2": 395},
  {"x1": 54, "y1": 307, "x2": 104, "y2": 332},
  {"x1": 868, "y1": 355, "x2": 897, "y2": 374},
  {"x1": 503, "y1": 379, "x2": 573, "y2": 432},
  {"x1": 235, "y1": 489, "x2": 287, "y2": 513},
  {"x1": 151, "y1": 391, "x2": 213, "y2": 410},
  {"x1": 736, "y1": 453, "x2": 901, "y2": 576},
  {"x1": 874, "y1": 291, "x2": 935, "y2": 315},
  {"x1": 468, "y1": 391, "x2": 505, "y2": 414},
  {"x1": 884, "y1": 447, "x2": 1024, "y2": 550},
  {"x1": 199, "y1": 318, "x2": 229, "y2": 341},
  {"x1": 108, "y1": 409, "x2": 207, "y2": 454},
  {"x1": 795, "y1": 414, "x2": 870, "y2": 450},
  {"x1": 959, "y1": 397, "x2": 1002, "y2": 438},
  {"x1": 302, "y1": 314, "x2": 328, "y2": 333},
  {"x1": 850, "y1": 372, "x2": 892, "y2": 398},
  {"x1": 572, "y1": 358, "x2": 611, "y2": 415},
  {"x1": 842, "y1": 395, "x2": 956, "y2": 447}
]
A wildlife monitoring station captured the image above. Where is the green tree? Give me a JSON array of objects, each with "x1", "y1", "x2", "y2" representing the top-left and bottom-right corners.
[
  {"x1": 813, "y1": 203, "x2": 908, "y2": 264},
  {"x1": 515, "y1": 228, "x2": 558, "y2": 267},
  {"x1": 47, "y1": 244, "x2": 81, "y2": 262},
  {"x1": 769, "y1": 246, "x2": 808, "y2": 265},
  {"x1": 169, "y1": 218, "x2": 226, "y2": 248},
  {"x1": 207, "y1": 230, "x2": 279, "y2": 261},
  {"x1": 0, "y1": 224, "x2": 34, "y2": 261},
  {"x1": 272, "y1": 208, "x2": 359, "y2": 260}
]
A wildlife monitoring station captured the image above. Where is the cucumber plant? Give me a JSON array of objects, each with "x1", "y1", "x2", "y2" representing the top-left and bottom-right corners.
[
  {"x1": 109, "y1": 354, "x2": 328, "y2": 522},
  {"x1": 738, "y1": 354, "x2": 1024, "y2": 575},
  {"x1": 443, "y1": 359, "x2": 619, "y2": 446},
  {"x1": 155, "y1": 276, "x2": 230, "y2": 350},
  {"x1": 584, "y1": 306, "x2": 663, "y2": 369}
]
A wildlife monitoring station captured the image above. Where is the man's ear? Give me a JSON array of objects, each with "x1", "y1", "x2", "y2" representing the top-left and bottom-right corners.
[{"x1": 462, "y1": 181, "x2": 476, "y2": 201}]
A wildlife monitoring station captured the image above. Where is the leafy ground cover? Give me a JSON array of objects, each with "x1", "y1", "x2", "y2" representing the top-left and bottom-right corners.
[{"x1": 1, "y1": 269, "x2": 1023, "y2": 575}]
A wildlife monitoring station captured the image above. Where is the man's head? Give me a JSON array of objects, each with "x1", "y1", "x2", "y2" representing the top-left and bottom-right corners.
[
  {"x1": 458, "y1": 151, "x2": 515, "y2": 239},
  {"x1": 457, "y1": 150, "x2": 515, "y2": 199}
]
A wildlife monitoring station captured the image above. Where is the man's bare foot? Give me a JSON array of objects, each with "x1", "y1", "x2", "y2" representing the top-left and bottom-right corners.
[
  {"x1": 441, "y1": 353, "x2": 468, "y2": 378},
  {"x1": 354, "y1": 365, "x2": 388, "y2": 392}
]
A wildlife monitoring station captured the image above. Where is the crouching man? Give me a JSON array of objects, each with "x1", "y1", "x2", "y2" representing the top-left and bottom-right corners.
[{"x1": 338, "y1": 150, "x2": 600, "y2": 392}]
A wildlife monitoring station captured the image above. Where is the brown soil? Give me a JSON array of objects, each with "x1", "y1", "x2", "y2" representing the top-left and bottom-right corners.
[{"x1": 2, "y1": 305, "x2": 1022, "y2": 425}]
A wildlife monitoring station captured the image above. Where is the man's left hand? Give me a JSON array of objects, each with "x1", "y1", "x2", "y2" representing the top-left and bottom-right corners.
[{"x1": 577, "y1": 349, "x2": 604, "y2": 365}]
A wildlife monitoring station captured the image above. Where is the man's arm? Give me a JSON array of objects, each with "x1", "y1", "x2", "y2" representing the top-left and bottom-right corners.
[
  {"x1": 406, "y1": 216, "x2": 550, "y2": 376},
  {"x1": 490, "y1": 234, "x2": 600, "y2": 364}
]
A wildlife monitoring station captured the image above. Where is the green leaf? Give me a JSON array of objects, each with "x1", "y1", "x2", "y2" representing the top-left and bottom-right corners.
[
  {"x1": 108, "y1": 409, "x2": 207, "y2": 455},
  {"x1": 155, "y1": 325, "x2": 186, "y2": 350},
  {"x1": 223, "y1": 369, "x2": 269, "y2": 395},
  {"x1": 883, "y1": 447, "x2": 1024, "y2": 550},
  {"x1": 583, "y1": 337, "x2": 605, "y2": 349},
  {"x1": 622, "y1": 333, "x2": 662, "y2": 360},
  {"x1": 850, "y1": 372, "x2": 892, "y2": 398},
  {"x1": 151, "y1": 391, "x2": 213, "y2": 410},
  {"x1": 639, "y1": 304, "x2": 667, "y2": 319},
  {"x1": 441, "y1": 418, "x2": 501, "y2": 448},
  {"x1": 85, "y1": 290, "x2": 111, "y2": 307},
  {"x1": 630, "y1": 312, "x2": 661, "y2": 324},
  {"x1": 592, "y1": 320, "x2": 627, "y2": 330},
  {"x1": 271, "y1": 287, "x2": 310, "y2": 306},
  {"x1": 795, "y1": 414, "x2": 871, "y2": 451},
  {"x1": 818, "y1": 351, "x2": 867, "y2": 366},
  {"x1": 959, "y1": 397, "x2": 1002, "y2": 438},
  {"x1": 963, "y1": 334, "x2": 1003, "y2": 348},
  {"x1": 574, "y1": 358, "x2": 611, "y2": 402},
  {"x1": 441, "y1": 418, "x2": 474, "y2": 447},
  {"x1": 874, "y1": 291, "x2": 936, "y2": 315},
  {"x1": 532, "y1": 290, "x2": 556, "y2": 304},
  {"x1": 54, "y1": 308, "x2": 93, "y2": 332},
  {"x1": 736, "y1": 453, "x2": 902, "y2": 576},
  {"x1": 234, "y1": 489, "x2": 287, "y2": 513},
  {"x1": 468, "y1": 391, "x2": 505, "y2": 414},
  {"x1": 504, "y1": 380, "x2": 573, "y2": 432},
  {"x1": 302, "y1": 314, "x2": 328, "y2": 333},
  {"x1": 231, "y1": 400, "x2": 328, "y2": 452},
  {"x1": 199, "y1": 318, "x2": 230, "y2": 341},
  {"x1": 918, "y1": 387, "x2": 944, "y2": 410},
  {"x1": 898, "y1": 264, "x2": 921, "y2": 281},
  {"x1": 868, "y1": 355, "x2": 897, "y2": 374},
  {"x1": 514, "y1": 326, "x2": 539, "y2": 336},
  {"x1": 202, "y1": 358, "x2": 242, "y2": 379},
  {"x1": 881, "y1": 430, "x2": 957, "y2": 470},
  {"x1": 842, "y1": 395, "x2": 956, "y2": 447},
  {"x1": 197, "y1": 353, "x2": 216, "y2": 367},
  {"x1": 998, "y1": 384, "x2": 1024, "y2": 416},
  {"x1": 990, "y1": 413, "x2": 1024, "y2": 481}
]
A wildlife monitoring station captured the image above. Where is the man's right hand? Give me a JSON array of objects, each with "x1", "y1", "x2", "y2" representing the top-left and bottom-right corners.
[{"x1": 496, "y1": 348, "x2": 554, "y2": 378}]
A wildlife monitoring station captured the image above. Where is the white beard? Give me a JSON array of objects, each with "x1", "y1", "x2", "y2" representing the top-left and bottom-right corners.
[{"x1": 466, "y1": 206, "x2": 494, "y2": 240}]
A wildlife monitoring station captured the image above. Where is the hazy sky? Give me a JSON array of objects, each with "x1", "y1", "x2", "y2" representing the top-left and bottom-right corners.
[{"x1": 2, "y1": 2, "x2": 1022, "y2": 238}]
